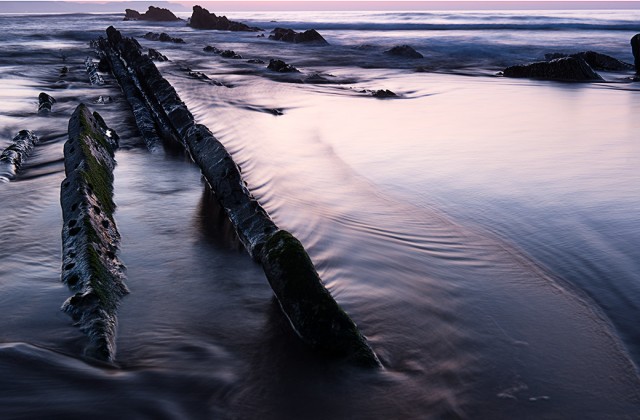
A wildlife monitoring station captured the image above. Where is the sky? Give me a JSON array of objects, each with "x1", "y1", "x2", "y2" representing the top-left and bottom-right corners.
[{"x1": 0, "y1": 0, "x2": 639, "y2": 12}]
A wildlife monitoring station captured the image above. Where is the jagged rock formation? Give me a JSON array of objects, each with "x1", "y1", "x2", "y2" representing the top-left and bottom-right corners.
[
  {"x1": 148, "y1": 48, "x2": 168, "y2": 62},
  {"x1": 372, "y1": 89, "x2": 397, "y2": 98},
  {"x1": 267, "y1": 59, "x2": 299, "y2": 73},
  {"x1": 85, "y1": 57, "x2": 105, "y2": 85},
  {"x1": 38, "y1": 92, "x2": 56, "y2": 114},
  {"x1": 143, "y1": 32, "x2": 185, "y2": 44},
  {"x1": 503, "y1": 56, "x2": 603, "y2": 82},
  {"x1": 544, "y1": 51, "x2": 633, "y2": 71},
  {"x1": 269, "y1": 28, "x2": 328, "y2": 45},
  {"x1": 384, "y1": 45, "x2": 424, "y2": 59},
  {"x1": 632, "y1": 34, "x2": 640, "y2": 74},
  {"x1": 97, "y1": 26, "x2": 380, "y2": 367},
  {"x1": 124, "y1": 6, "x2": 180, "y2": 21},
  {"x1": 188, "y1": 5, "x2": 262, "y2": 31},
  {"x1": 60, "y1": 104, "x2": 127, "y2": 362},
  {"x1": 0, "y1": 130, "x2": 38, "y2": 181}
]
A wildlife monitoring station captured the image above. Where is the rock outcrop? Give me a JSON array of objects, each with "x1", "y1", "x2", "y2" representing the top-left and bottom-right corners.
[
  {"x1": 503, "y1": 56, "x2": 603, "y2": 82},
  {"x1": 143, "y1": 32, "x2": 185, "y2": 44},
  {"x1": 267, "y1": 59, "x2": 299, "y2": 73},
  {"x1": 372, "y1": 89, "x2": 397, "y2": 98},
  {"x1": 97, "y1": 26, "x2": 380, "y2": 367},
  {"x1": 188, "y1": 5, "x2": 262, "y2": 31},
  {"x1": 38, "y1": 92, "x2": 56, "y2": 114},
  {"x1": 124, "y1": 6, "x2": 180, "y2": 21},
  {"x1": 220, "y1": 50, "x2": 242, "y2": 59},
  {"x1": 544, "y1": 51, "x2": 633, "y2": 71},
  {"x1": 632, "y1": 34, "x2": 640, "y2": 74},
  {"x1": 269, "y1": 28, "x2": 328, "y2": 45},
  {"x1": 0, "y1": 130, "x2": 38, "y2": 181},
  {"x1": 60, "y1": 104, "x2": 127, "y2": 362},
  {"x1": 384, "y1": 45, "x2": 424, "y2": 59}
]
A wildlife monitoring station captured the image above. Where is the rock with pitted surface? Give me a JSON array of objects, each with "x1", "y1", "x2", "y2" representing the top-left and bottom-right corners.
[
  {"x1": 632, "y1": 34, "x2": 640, "y2": 74},
  {"x1": 189, "y1": 5, "x2": 262, "y2": 31},
  {"x1": 384, "y1": 45, "x2": 423, "y2": 59},
  {"x1": 60, "y1": 104, "x2": 127, "y2": 362},
  {"x1": 503, "y1": 56, "x2": 603, "y2": 82},
  {"x1": 545, "y1": 51, "x2": 633, "y2": 71},
  {"x1": 0, "y1": 130, "x2": 38, "y2": 181},
  {"x1": 124, "y1": 6, "x2": 180, "y2": 21},
  {"x1": 143, "y1": 32, "x2": 185, "y2": 44},
  {"x1": 269, "y1": 27, "x2": 328, "y2": 45},
  {"x1": 267, "y1": 59, "x2": 299, "y2": 73}
]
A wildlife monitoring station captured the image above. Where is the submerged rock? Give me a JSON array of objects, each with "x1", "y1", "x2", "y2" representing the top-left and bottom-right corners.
[
  {"x1": 267, "y1": 59, "x2": 299, "y2": 73},
  {"x1": 203, "y1": 45, "x2": 222, "y2": 53},
  {"x1": 124, "y1": 6, "x2": 180, "y2": 21},
  {"x1": 372, "y1": 89, "x2": 397, "y2": 98},
  {"x1": 545, "y1": 51, "x2": 633, "y2": 71},
  {"x1": 189, "y1": 5, "x2": 262, "y2": 31},
  {"x1": 247, "y1": 58, "x2": 265, "y2": 64},
  {"x1": 269, "y1": 27, "x2": 328, "y2": 45},
  {"x1": 503, "y1": 57, "x2": 603, "y2": 82},
  {"x1": 0, "y1": 130, "x2": 38, "y2": 181},
  {"x1": 385, "y1": 45, "x2": 424, "y2": 59},
  {"x1": 220, "y1": 49, "x2": 242, "y2": 59},
  {"x1": 60, "y1": 104, "x2": 127, "y2": 362},
  {"x1": 148, "y1": 48, "x2": 168, "y2": 62},
  {"x1": 143, "y1": 32, "x2": 185, "y2": 44},
  {"x1": 38, "y1": 92, "x2": 56, "y2": 114},
  {"x1": 632, "y1": 34, "x2": 640, "y2": 73}
]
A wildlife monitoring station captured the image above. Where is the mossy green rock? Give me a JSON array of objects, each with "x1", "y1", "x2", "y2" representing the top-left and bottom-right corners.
[{"x1": 60, "y1": 103, "x2": 127, "y2": 362}]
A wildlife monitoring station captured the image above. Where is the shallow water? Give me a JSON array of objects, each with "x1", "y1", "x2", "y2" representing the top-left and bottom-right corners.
[{"x1": 0, "y1": 10, "x2": 639, "y2": 419}]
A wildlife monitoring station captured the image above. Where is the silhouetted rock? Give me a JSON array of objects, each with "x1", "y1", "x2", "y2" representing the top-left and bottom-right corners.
[
  {"x1": 0, "y1": 130, "x2": 38, "y2": 181},
  {"x1": 220, "y1": 49, "x2": 242, "y2": 59},
  {"x1": 38, "y1": 92, "x2": 56, "y2": 114},
  {"x1": 385, "y1": 45, "x2": 423, "y2": 59},
  {"x1": 267, "y1": 59, "x2": 299, "y2": 73},
  {"x1": 545, "y1": 51, "x2": 632, "y2": 71},
  {"x1": 503, "y1": 57, "x2": 603, "y2": 82},
  {"x1": 97, "y1": 56, "x2": 110, "y2": 72},
  {"x1": 124, "y1": 6, "x2": 180, "y2": 21},
  {"x1": 148, "y1": 48, "x2": 168, "y2": 61},
  {"x1": 269, "y1": 27, "x2": 328, "y2": 45},
  {"x1": 189, "y1": 5, "x2": 262, "y2": 31},
  {"x1": 143, "y1": 32, "x2": 185, "y2": 44},
  {"x1": 372, "y1": 89, "x2": 397, "y2": 98},
  {"x1": 632, "y1": 34, "x2": 640, "y2": 74}
]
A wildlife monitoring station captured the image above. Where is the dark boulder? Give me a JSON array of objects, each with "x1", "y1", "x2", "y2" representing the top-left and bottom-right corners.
[
  {"x1": 545, "y1": 51, "x2": 632, "y2": 71},
  {"x1": 148, "y1": 48, "x2": 168, "y2": 62},
  {"x1": 189, "y1": 5, "x2": 262, "y2": 31},
  {"x1": 269, "y1": 27, "x2": 328, "y2": 45},
  {"x1": 503, "y1": 57, "x2": 603, "y2": 82},
  {"x1": 38, "y1": 92, "x2": 56, "y2": 114},
  {"x1": 203, "y1": 45, "x2": 222, "y2": 53},
  {"x1": 267, "y1": 59, "x2": 299, "y2": 73},
  {"x1": 385, "y1": 45, "x2": 423, "y2": 59},
  {"x1": 97, "y1": 56, "x2": 110, "y2": 72},
  {"x1": 143, "y1": 32, "x2": 185, "y2": 44},
  {"x1": 124, "y1": 6, "x2": 180, "y2": 21},
  {"x1": 220, "y1": 50, "x2": 242, "y2": 59},
  {"x1": 0, "y1": 130, "x2": 38, "y2": 181},
  {"x1": 372, "y1": 89, "x2": 397, "y2": 98},
  {"x1": 632, "y1": 34, "x2": 640, "y2": 74}
]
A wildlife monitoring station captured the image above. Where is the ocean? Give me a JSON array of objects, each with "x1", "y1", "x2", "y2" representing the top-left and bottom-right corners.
[{"x1": 0, "y1": 8, "x2": 639, "y2": 418}]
